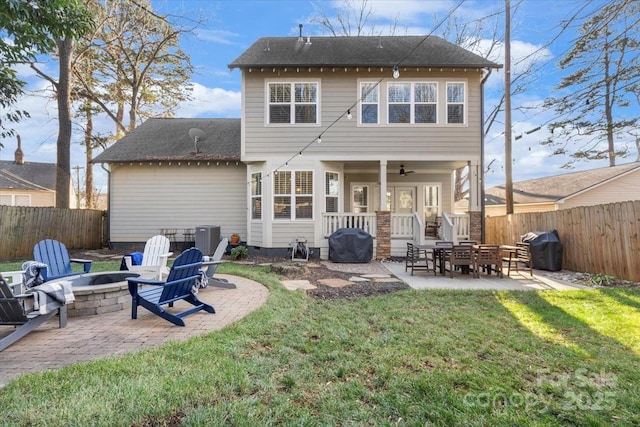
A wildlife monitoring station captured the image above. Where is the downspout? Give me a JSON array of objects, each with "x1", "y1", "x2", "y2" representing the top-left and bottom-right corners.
[
  {"x1": 100, "y1": 163, "x2": 111, "y2": 248},
  {"x1": 480, "y1": 67, "x2": 493, "y2": 242}
]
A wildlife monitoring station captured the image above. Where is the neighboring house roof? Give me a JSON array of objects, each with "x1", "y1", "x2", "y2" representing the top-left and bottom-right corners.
[
  {"x1": 228, "y1": 35, "x2": 501, "y2": 69},
  {"x1": 0, "y1": 160, "x2": 55, "y2": 191},
  {"x1": 92, "y1": 118, "x2": 241, "y2": 163},
  {"x1": 485, "y1": 162, "x2": 640, "y2": 205}
]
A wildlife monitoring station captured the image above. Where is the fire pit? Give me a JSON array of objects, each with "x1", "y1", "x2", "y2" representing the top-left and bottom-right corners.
[{"x1": 49, "y1": 271, "x2": 140, "y2": 317}]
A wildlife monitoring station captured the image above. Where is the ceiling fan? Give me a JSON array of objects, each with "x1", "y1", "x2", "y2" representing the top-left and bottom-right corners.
[{"x1": 399, "y1": 165, "x2": 414, "y2": 176}]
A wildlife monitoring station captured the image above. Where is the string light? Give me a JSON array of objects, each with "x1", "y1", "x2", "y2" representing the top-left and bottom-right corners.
[{"x1": 263, "y1": 0, "x2": 465, "y2": 178}]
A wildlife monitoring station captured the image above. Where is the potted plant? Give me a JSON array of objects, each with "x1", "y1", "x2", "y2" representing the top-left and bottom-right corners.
[{"x1": 230, "y1": 233, "x2": 241, "y2": 245}]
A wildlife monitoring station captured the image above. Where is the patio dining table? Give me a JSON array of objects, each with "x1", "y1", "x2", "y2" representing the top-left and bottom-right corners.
[{"x1": 417, "y1": 243, "x2": 511, "y2": 277}]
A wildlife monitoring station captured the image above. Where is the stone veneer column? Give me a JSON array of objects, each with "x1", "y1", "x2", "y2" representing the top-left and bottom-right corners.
[
  {"x1": 375, "y1": 210, "x2": 391, "y2": 260},
  {"x1": 469, "y1": 211, "x2": 482, "y2": 242}
]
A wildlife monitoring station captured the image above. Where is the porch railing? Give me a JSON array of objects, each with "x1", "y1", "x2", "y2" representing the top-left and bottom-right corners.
[
  {"x1": 322, "y1": 211, "x2": 468, "y2": 242},
  {"x1": 322, "y1": 213, "x2": 377, "y2": 237},
  {"x1": 440, "y1": 212, "x2": 470, "y2": 243},
  {"x1": 391, "y1": 213, "x2": 414, "y2": 238}
]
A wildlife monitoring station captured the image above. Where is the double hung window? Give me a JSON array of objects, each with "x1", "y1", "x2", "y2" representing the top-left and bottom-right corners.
[
  {"x1": 446, "y1": 82, "x2": 465, "y2": 124},
  {"x1": 388, "y1": 82, "x2": 437, "y2": 124},
  {"x1": 250, "y1": 172, "x2": 262, "y2": 220},
  {"x1": 360, "y1": 82, "x2": 379, "y2": 124},
  {"x1": 325, "y1": 172, "x2": 339, "y2": 213},
  {"x1": 268, "y1": 82, "x2": 318, "y2": 124},
  {"x1": 274, "y1": 171, "x2": 313, "y2": 220}
]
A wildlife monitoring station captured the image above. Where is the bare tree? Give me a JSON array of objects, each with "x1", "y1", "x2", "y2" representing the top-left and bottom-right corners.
[
  {"x1": 543, "y1": 0, "x2": 639, "y2": 167},
  {"x1": 62, "y1": 0, "x2": 196, "y2": 208}
]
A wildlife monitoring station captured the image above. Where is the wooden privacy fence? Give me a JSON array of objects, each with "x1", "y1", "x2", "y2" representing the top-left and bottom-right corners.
[
  {"x1": 485, "y1": 200, "x2": 640, "y2": 282},
  {"x1": 0, "y1": 206, "x2": 105, "y2": 260}
]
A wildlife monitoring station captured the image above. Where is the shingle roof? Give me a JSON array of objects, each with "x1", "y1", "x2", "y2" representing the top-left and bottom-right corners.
[
  {"x1": 92, "y1": 118, "x2": 241, "y2": 163},
  {"x1": 485, "y1": 162, "x2": 640, "y2": 205},
  {"x1": 229, "y1": 36, "x2": 501, "y2": 69},
  {"x1": 0, "y1": 161, "x2": 56, "y2": 191}
]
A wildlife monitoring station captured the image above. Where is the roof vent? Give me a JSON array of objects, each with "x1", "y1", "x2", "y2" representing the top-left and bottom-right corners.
[
  {"x1": 305, "y1": 36, "x2": 311, "y2": 45},
  {"x1": 378, "y1": 36, "x2": 383, "y2": 48},
  {"x1": 298, "y1": 24, "x2": 303, "y2": 41}
]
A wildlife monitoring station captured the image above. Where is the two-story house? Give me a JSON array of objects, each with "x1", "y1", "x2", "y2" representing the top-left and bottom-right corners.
[
  {"x1": 228, "y1": 35, "x2": 500, "y2": 258},
  {"x1": 93, "y1": 35, "x2": 500, "y2": 258}
]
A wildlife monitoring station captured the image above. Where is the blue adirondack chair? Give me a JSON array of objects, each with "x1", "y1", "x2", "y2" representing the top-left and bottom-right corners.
[
  {"x1": 127, "y1": 247, "x2": 215, "y2": 326},
  {"x1": 33, "y1": 239, "x2": 92, "y2": 281}
]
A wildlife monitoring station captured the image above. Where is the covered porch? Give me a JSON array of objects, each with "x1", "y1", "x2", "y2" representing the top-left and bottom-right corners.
[
  {"x1": 320, "y1": 211, "x2": 473, "y2": 258},
  {"x1": 319, "y1": 159, "x2": 482, "y2": 259}
]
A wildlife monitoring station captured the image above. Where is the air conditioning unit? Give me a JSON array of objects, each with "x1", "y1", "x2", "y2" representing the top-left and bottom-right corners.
[{"x1": 195, "y1": 226, "x2": 221, "y2": 256}]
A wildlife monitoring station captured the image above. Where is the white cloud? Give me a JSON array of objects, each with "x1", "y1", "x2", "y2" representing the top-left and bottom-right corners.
[
  {"x1": 176, "y1": 83, "x2": 241, "y2": 118},
  {"x1": 195, "y1": 29, "x2": 241, "y2": 45}
]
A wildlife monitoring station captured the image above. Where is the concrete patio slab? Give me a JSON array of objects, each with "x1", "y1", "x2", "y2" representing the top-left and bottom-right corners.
[{"x1": 381, "y1": 261, "x2": 590, "y2": 291}]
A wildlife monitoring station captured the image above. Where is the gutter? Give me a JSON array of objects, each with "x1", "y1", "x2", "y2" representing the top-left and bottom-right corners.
[
  {"x1": 100, "y1": 163, "x2": 112, "y2": 248},
  {"x1": 480, "y1": 67, "x2": 493, "y2": 241}
]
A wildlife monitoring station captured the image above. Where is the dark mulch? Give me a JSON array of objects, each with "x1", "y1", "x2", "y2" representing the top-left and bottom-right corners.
[{"x1": 267, "y1": 259, "x2": 410, "y2": 300}]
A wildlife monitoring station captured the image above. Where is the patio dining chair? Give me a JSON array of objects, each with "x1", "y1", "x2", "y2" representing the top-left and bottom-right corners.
[
  {"x1": 448, "y1": 245, "x2": 474, "y2": 278},
  {"x1": 405, "y1": 243, "x2": 433, "y2": 276},
  {"x1": 473, "y1": 245, "x2": 503, "y2": 278},
  {"x1": 502, "y1": 242, "x2": 533, "y2": 276}
]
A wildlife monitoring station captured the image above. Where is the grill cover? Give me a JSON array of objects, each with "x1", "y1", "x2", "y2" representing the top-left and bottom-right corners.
[
  {"x1": 521, "y1": 230, "x2": 563, "y2": 271},
  {"x1": 328, "y1": 228, "x2": 373, "y2": 263}
]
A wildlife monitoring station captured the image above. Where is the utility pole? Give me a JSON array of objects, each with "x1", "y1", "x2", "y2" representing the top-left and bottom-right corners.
[
  {"x1": 504, "y1": 0, "x2": 514, "y2": 214},
  {"x1": 72, "y1": 165, "x2": 84, "y2": 209}
]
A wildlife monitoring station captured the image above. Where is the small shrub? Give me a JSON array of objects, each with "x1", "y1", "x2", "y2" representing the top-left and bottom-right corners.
[
  {"x1": 230, "y1": 245, "x2": 248, "y2": 260},
  {"x1": 590, "y1": 273, "x2": 612, "y2": 286}
]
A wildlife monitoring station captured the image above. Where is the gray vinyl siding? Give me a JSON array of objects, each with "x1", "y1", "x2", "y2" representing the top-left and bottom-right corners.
[
  {"x1": 272, "y1": 222, "x2": 316, "y2": 247},
  {"x1": 242, "y1": 69, "x2": 482, "y2": 163},
  {"x1": 108, "y1": 164, "x2": 247, "y2": 244}
]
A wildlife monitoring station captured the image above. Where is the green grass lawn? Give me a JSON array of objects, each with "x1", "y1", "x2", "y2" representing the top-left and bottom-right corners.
[{"x1": 1, "y1": 261, "x2": 639, "y2": 426}]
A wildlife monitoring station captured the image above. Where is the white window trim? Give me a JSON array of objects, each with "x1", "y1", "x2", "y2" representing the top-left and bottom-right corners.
[
  {"x1": 250, "y1": 172, "x2": 262, "y2": 220},
  {"x1": 265, "y1": 80, "x2": 321, "y2": 126},
  {"x1": 446, "y1": 81, "x2": 467, "y2": 125},
  {"x1": 273, "y1": 170, "x2": 314, "y2": 221},
  {"x1": 324, "y1": 171, "x2": 341, "y2": 213},
  {"x1": 359, "y1": 81, "x2": 379, "y2": 125},
  {"x1": 350, "y1": 183, "x2": 370, "y2": 213},
  {"x1": 0, "y1": 193, "x2": 31, "y2": 206},
  {"x1": 387, "y1": 81, "x2": 438, "y2": 125}
]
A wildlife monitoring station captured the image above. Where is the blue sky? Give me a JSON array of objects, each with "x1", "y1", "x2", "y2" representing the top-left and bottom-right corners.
[{"x1": 2, "y1": 0, "x2": 638, "y2": 192}]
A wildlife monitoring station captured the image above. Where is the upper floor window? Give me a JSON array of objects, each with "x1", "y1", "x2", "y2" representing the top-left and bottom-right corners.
[
  {"x1": 274, "y1": 170, "x2": 313, "y2": 220},
  {"x1": 268, "y1": 82, "x2": 318, "y2": 124},
  {"x1": 388, "y1": 82, "x2": 437, "y2": 124},
  {"x1": 446, "y1": 82, "x2": 465, "y2": 124},
  {"x1": 250, "y1": 172, "x2": 262, "y2": 220},
  {"x1": 360, "y1": 82, "x2": 379, "y2": 124}
]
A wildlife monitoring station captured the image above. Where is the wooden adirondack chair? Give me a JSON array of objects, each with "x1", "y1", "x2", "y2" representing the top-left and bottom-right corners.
[
  {"x1": 127, "y1": 248, "x2": 215, "y2": 326},
  {"x1": 125, "y1": 235, "x2": 173, "y2": 280},
  {"x1": 33, "y1": 239, "x2": 92, "y2": 281},
  {"x1": 200, "y1": 238, "x2": 236, "y2": 289},
  {"x1": 0, "y1": 274, "x2": 68, "y2": 351}
]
